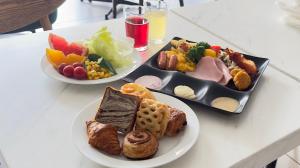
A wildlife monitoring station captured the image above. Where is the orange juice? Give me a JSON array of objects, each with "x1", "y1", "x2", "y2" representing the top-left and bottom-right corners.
[{"x1": 145, "y1": 10, "x2": 167, "y2": 43}]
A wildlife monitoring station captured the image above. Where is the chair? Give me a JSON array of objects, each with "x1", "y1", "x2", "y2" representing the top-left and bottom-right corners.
[
  {"x1": 0, "y1": 0, "x2": 65, "y2": 34},
  {"x1": 81, "y1": 0, "x2": 184, "y2": 20}
]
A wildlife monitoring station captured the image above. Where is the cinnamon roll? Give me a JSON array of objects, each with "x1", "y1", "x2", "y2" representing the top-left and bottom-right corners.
[
  {"x1": 122, "y1": 130, "x2": 158, "y2": 159},
  {"x1": 86, "y1": 121, "x2": 121, "y2": 155}
]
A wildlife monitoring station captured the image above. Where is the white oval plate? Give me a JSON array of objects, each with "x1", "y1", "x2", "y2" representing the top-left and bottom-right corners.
[
  {"x1": 72, "y1": 92, "x2": 200, "y2": 168},
  {"x1": 41, "y1": 50, "x2": 142, "y2": 85}
]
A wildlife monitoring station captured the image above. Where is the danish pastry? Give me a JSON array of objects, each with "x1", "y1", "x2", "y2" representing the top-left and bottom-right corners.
[
  {"x1": 95, "y1": 87, "x2": 140, "y2": 134},
  {"x1": 121, "y1": 83, "x2": 155, "y2": 100},
  {"x1": 166, "y1": 108, "x2": 187, "y2": 136},
  {"x1": 86, "y1": 121, "x2": 121, "y2": 155},
  {"x1": 122, "y1": 130, "x2": 158, "y2": 159},
  {"x1": 135, "y1": 98, "x2": 170, "y2": 139}
]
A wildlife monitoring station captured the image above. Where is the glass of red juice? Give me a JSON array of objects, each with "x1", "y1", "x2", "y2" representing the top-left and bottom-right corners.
[{"x1": 124, "y1": 6, "x2": 149, "y2": 51}]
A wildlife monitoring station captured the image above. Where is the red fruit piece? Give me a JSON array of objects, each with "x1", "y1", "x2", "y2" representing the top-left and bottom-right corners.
[
  {"x1": 73, "y1": 62, "x2": 83, "y2": 68},
  {"x1": 48, "y1": 33, "x2": 69, "y2": 54},
  {"x1": 63, "y1": 65, "x2": 74, "y2": 77},
  {"x1": 66, "y1": 42, "x2": 86, "y2": 56},
  {"x1": 210, "y1": 45, "x2": 221, "y2": 53},
  {"x1": 58, "y1": 63, "x2": 68, "y2": 75},
  {"x1": 48, "y1": 33, "x2": 88, "y2": 56},
  {"x1": 73, "y1": 67, "x2": 87, "y2": 80}
]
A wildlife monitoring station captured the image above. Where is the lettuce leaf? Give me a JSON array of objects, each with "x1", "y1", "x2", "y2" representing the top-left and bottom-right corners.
[{"x1": 85, "y1": 27, "x2": 132, "y2": 68}]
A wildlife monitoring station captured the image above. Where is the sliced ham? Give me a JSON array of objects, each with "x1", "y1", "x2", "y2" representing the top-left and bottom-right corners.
[
  {"x1": 186, "y1": 56, "x2": 232, "y2": 85},
  {"x1": 186, "y1": 56, "x2": 223, "y2": 83},
  {"x1": 215, "y1": 58, "x2": 232, "y2": 85}
]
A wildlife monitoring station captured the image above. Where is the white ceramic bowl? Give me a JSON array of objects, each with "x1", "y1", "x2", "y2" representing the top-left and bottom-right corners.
[{"x1": 41, "y1": 38, "x2": 142, "y2": 85}]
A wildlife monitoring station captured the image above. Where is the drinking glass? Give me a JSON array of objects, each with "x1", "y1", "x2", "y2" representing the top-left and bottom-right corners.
[
  {"x1": 124, "y1": 5, "x2": 149, "y2": 51},
  {"x1": 145, "y1": 0, "x2": 168, "y2": 44}
]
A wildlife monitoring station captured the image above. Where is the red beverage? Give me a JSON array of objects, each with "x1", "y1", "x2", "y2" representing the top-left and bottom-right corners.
[{"x1": 125, "y1": 16, "x2": 149, "y2": 50}]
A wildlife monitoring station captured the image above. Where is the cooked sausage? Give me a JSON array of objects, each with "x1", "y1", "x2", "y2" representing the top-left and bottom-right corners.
[
  {"x1": 157, "y1": 51, "x2": 167, "y2": 69},
  {"x1": 166, "y1": 55, "x2": 177, "y2": 70},
  {"x1": 229, "y1": 52, "x2": 257, "y2": 75}
]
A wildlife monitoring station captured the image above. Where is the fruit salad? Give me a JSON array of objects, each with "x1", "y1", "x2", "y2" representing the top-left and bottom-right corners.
[{"x1": 45, "y1": 27, "x2": 131, "y2": 80}]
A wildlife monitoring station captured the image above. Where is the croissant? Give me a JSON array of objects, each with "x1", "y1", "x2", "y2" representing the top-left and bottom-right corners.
[
  {"x1": 86, "y1": 121, "x2": 121, "y2": 155},
  {"x1": 122, "y1": 130, "x2": 158, "y2": 159}
]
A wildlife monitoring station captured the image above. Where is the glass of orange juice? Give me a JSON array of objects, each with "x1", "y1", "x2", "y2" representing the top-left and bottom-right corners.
[{"x1": 145, "y1": 0, "x2": 168, "y2": 44}]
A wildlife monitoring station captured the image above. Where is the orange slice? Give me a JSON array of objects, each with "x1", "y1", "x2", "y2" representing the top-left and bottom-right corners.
[
  {"x1": 46, "y1": 48, "x2": 66, "y2": 68},
  {"x1": 46, "y1": 48, "x2": 86, "y2": 68},
  {"x1": 65, "y1": 53, "x2": 86, "y2": 65}
]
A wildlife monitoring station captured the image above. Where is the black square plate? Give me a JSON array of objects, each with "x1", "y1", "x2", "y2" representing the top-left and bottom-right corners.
[{"x1": 124, "y1": 37, "x2": 269, "y2": 114}]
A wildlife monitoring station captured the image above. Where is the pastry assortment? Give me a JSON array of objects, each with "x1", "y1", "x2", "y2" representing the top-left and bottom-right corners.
[
  {"x1": 86, "y1": 83, "x2": 187, "y2": 159},
  {"x1": 156, "y1": 39, "x2": 259, "y2": 91},
  {"x1": 45, "y1": 27, "x2": 133, "y2": 80}
]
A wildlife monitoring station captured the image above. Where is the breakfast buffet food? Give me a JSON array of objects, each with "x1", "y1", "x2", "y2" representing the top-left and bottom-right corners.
[
  {"x1": 135, "y1": 98, "x2": 170, "y2": 139},
  {"x1": 211, "y1": 97, "x2": 240, "y2": 112},
  {"x1": 186, "y1": 56, "x2": 232, "y2": 85},
  {"x1": 122, "y1": 130, "x2": 159, "y2": 159},
  {"x1": 86, "y1": 83, "x2": 187, "y2": 159},
  {"x1": 46, "y1": 27, "x2": 133, "y2": 80},
  {"x1": 124, "y1": 37, "x2": 269, "y2": 113},
  {"x1": 95, "y1": 87, "x2": 140, "y2": 134},
  {"x1": 134, "y1": 75, "x2": 162, "y2": 89},
  {"x1": 86, "y1": 121, "x2": 121, "y2": 155},
  {"x1": 166, "y1": 107, "x2": 187, "y2": 136},
  {"x1": 156, "y1": 39, "x2": 259, "y2": 91},
  {"x1": 174, "y1": 85, "x2": 196, "y2": 100},
  {"x1": 121, "y1": 83, "x2": 156, "y2": 100}
]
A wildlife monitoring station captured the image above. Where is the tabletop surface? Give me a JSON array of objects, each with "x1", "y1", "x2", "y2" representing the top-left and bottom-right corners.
[
  {"x1": 0, "y1": 9, "x2": 300, "y2": 168},
  {"x1": 172, "y1": 0, "x2": 300, "y2": 81}
]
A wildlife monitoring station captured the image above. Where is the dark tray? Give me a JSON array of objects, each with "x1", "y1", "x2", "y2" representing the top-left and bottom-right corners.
[{"x1": 123, "y1": 37, "x2": 269, "y2": 114}]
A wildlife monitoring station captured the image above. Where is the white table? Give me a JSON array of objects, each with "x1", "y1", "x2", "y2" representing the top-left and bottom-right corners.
[
  {"x1": 1, "y1": 11, "x2": 300, "y2": 168},
  {"x1": 172, "y1": 0, "x2": 300, "y2": 81}
]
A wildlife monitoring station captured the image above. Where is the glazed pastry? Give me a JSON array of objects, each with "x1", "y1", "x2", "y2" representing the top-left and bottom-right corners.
[
  {"x1": 135, "y1": 98, "x2": 170, "y2": 139},
  {"x1": 166, "y1": 108, "x2": 187, "y2": 136},
  {"x1": 122, "y1": 130, "x2": 158, "y2": 159},
  {"x1": 121, "y1": 83, "x2": 156, "y2": 100},
  {"x1": 95, "y1": 87, "x2": 140, "y2": 134},
  {"x1": 86, "y1": 121, "x2": 121, "y2": 155}
]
